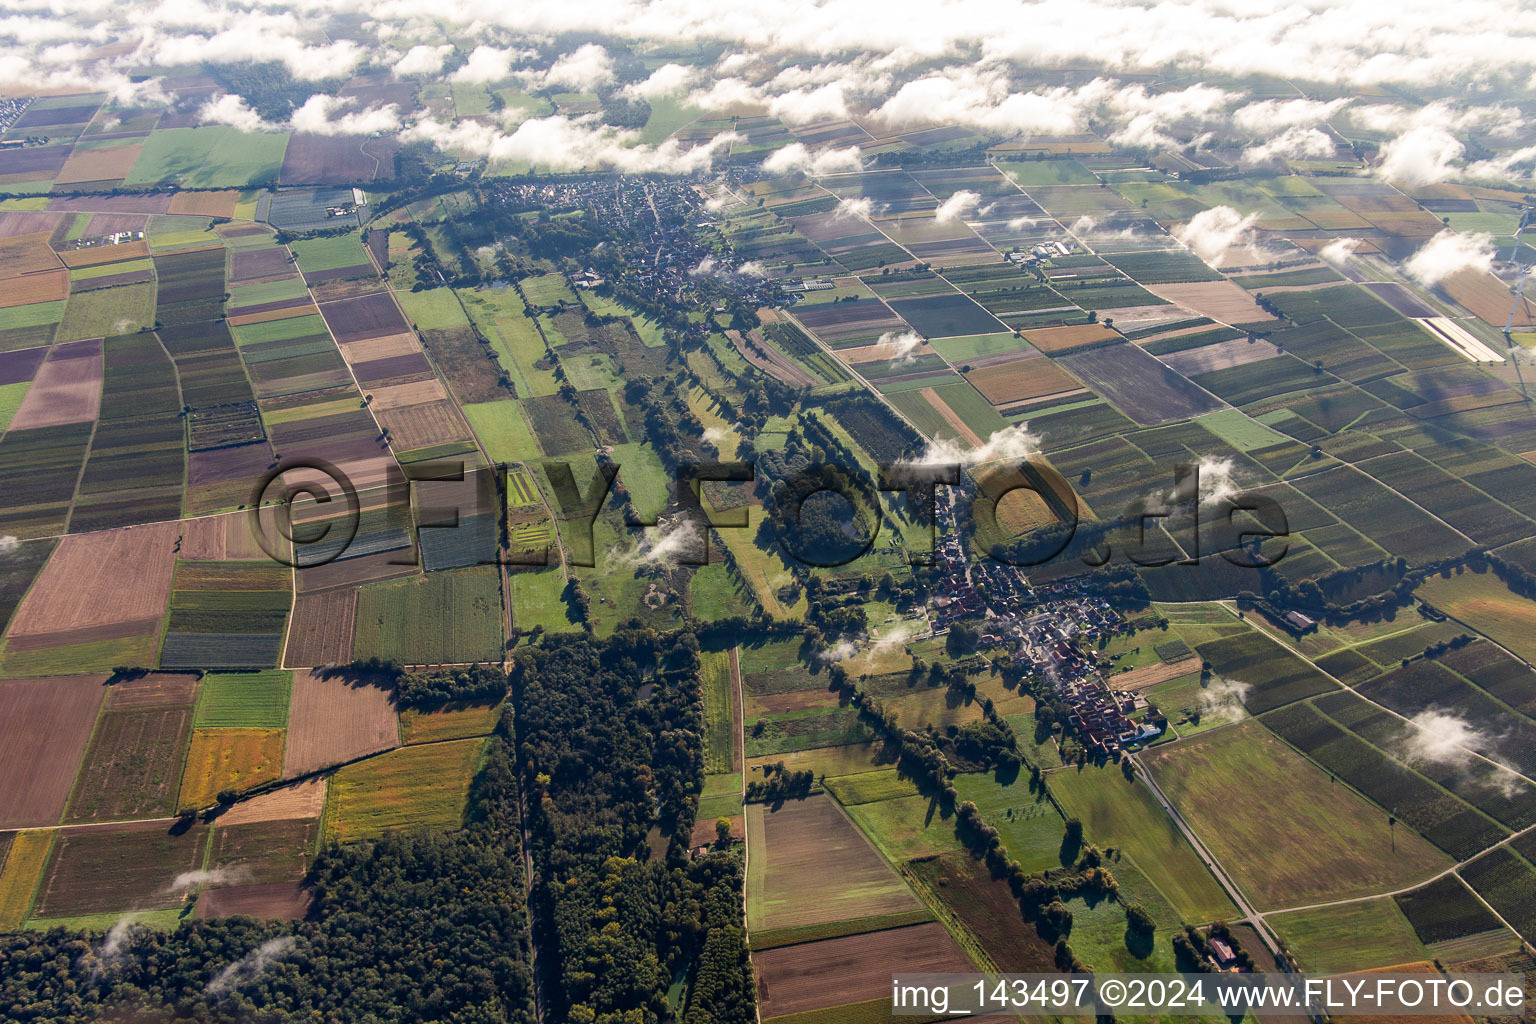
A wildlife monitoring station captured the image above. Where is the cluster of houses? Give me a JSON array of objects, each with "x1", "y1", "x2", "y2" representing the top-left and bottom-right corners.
[
  {"x1": 0, "y1": 97, "x2": 31, "y2": 139},
  {"x1": 489, "y1": 177, "x2": 779, "y2": 311},
  {"x1": 926, "y1": 489, "x2": 1164, "y2": 754},
  {"x1": 1005, "y1": 241, "x2": 1073, "y2": 265}
]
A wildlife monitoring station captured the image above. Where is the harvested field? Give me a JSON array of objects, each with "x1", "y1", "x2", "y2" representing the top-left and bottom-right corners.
[
  {"x1": 0, "y1": 830, "x2": 53, "y2": 928},
  {"x1": 0, "y1": 270, "x2": 67, "y2": 310},
  {"x1": 195, "y1": 880, "x2": 312, "y2": 920},
  {"x1": 0, "y1": 233, "x2": 63, "y2": 278},
  {"x1": 208, "y1": 815, "x2": 316, "y2": 886},
  {"x1": 283, "y1": 670, "x2": 398, "y2": 777},
  {"x1": 217, "y1": 775, "x2": 326, "y2": 826},
  {"x1": 965, "y1": 354, "x2": 1081, "y2": 405},
  {"x1": 375, "y1": 399, "x2": 470, "y2": 451},
  {"x1": 166, "y1": 191, "x2": 239, "y2": 217},
  {"x1": 6, "y1": 520, "x2": 178, "y2": 648},
  {"x1": 0, "y1": 675, "x2": 106, "y2": 828},
  {"x1": 178, "y1": 728, "x2": 285, "y2": 810},
  {"x1": 340, "y1": 331, "x2": 419, "y2": 362},
  {"x1": 55, "y1": 240, "x2": 151, "y2": 268},
  {"x1": 7, "y1": 337, "x2": 102, "y2": 428},
  {"x1": 1443, "y1": 268, "x2": 1533, "y2": 329},
  {"x1": 178, "y1": 512, "x2": 267, "y2": 561},
  {"x1": 65, "y1": 706, "x2": 193, "y2": 822},
  {"x1": 283, "y1": 589, "x2": 358, "y2": 668},
  {"x1": 1023, "y1": 323, "x2": 1120, "y2": 354},
  {"x1": 53, "y1": 143, "x2": 143, "y2": 185},
  {"x1": 104, "y1": 673, "x2": 199, "y2": 709},
  {"x1": 746, "y1": 793, "x2": 922, "y2": 933},
  {"x1": 323, "y1": 737, "x2": 485, "y2": 842},
  {"x1": 1106, "y1": 657, "x2": 1201, "y2": 691},
  {"x1": 753, "y1": 922, "x2": 976, "y2": 1019},
  {"x1": 320, "y1": 292, "x2": 410, "y2": 344},
  {"x1": 34, "y1": 821, "x2": 209, "y2": 917},
  {"x1": 1151, "y1": 281, "x2": 1277, "y2": 323},
  {"x1": 368, "y1": 378, "x2": 447, "y2": 410}
]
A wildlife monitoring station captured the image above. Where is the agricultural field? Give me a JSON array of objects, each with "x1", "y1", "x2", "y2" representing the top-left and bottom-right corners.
[
  {"x1": 283, "y1": 671, "x2": 399, "y2": 776},
  {"x1": 352, "y1": 567, "x2": 504, "y2": 665},
  {"x1": 1143, "y1": 720, "x2": 1450, "y2": 910},
  {"x1": 323, "y1": 737, "x2": 486, "y2": 842}
]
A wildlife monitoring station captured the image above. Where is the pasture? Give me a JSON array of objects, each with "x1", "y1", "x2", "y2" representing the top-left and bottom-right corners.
[
  {"x1": 323, "y1": 736, "x2": 486, "y2": 842},
  {"x1": 1049, "y1": 764, "x2": 1236, "y2": 921},
  {"x1": 1417, "y1": 571, "x2": 1536, "y2": 664},
  {"x1": 1142, "y1": 720, "x2": 1450, "y2": 910},
  {"x1": 1270, "y1": 898, "x2": 1429, "y2": 973}
]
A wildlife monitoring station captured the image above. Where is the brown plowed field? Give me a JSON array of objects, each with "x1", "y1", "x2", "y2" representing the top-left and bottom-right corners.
[
  {"x1": 195, "y1": 880, "x2": 312, "y2": 920},
  {"x1": 0, "y1": 676, "x2": 106, "y2": 828},
  {"x1": 920, "y1": 386, "x2": 982, "y2": 446},
  {"x1": 104, "y1": 673, "x2": 199, "y2": 709},
  {"x1": 283, "y1": 670, "x2": 398, "y2": 777},
  {"x1": 753, "y1": 922, "x2": 976, "y2": 1019},
  {"x1": 320, "y1": 292, "x2": 410, "y2": 344},
  {"x1": 7, "y1": 336, "x2": 101, "y2": 428},
  {"x1": 217, "y1": 776, "x2": 326, "y2": 825},
  {"x1": 35, "y1": 822, "x2": 210, "y2": 917},
  {"x1": 65, "y1": 707, "x2": 193, "y2": 822},
  {"x1": 283, "y1": 589, "x2": 358, "y2": 668},
  {"x1": 1151, "y1": 281, "x2": 1278, "y2": 324},
  {"x1": 227, "y1": 303, "x2": 319, "y2": 327},
  {"x1": 7, "y1": 520, "x2": 179, "y2": 644},
  {"x1": 965, "y1": 354, "x2": 1082, "y2": 405}
]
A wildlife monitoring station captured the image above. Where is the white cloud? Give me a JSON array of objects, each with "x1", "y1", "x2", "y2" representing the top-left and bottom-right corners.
[
  {"x1": 624, "y1": 62, "x2": 694, "y2": 100},
  {"x1": 1319, "y1": 237, "x2": 1361, "y2": 264},
  {"x1": 452, "y1": 45, "x2": 520, "y2": 84},
  {"x1": 402, "y1": 116, "x2": 738, "y2": 173},
  {"x1": 206, "y1": 938, "x2": 298, "y2": 998},
  {"x1": 934, "y1": 190, "x2": 981, "y2": 224},
  {"x1": 1172, "y1": 206, "x2": 1259, "y2": 267},
  {"x1": 1234, "y1": 97, "x2": 1351, "y2": 134},
  {"x1": 534, "y1": 44, "x2": 614, "y2": 92},
  {"x1": 1241, "y1": 126, "x2": 1336, "y2": 165},
  {"x1": 610, "y1": 517, "x2": 701, "y2": 568},
  {"x1": 1405, "y1": 229, "x2": 1496, "y2": 286},
  {"x1": 199, "y1": 93, "x2": 271, "y2": 133},
  {"x1": 833, "y1": 196, "x2": 881, "y2": 221},
  {"x1": 0, "y1": 535, "x2": 18, "y2": 557},
  {"x1": 908, "y1": 421, "x2": 1043, "y2": 466},
  {"x1": 395, "y1": 43, "x2": 453, "y2": 76},
  {"x1": 1379, "y1": 124, "x2": 1464, "y2": 185},
  {"x1": 761, "y1": 143, "x2": 863, "y2": 176},
  {"x1": 289, "y1": 95, "x2": 400, "y2": 136},
  {"x1": 877, "y1": 330, "x2": 925, "y2": 366}
]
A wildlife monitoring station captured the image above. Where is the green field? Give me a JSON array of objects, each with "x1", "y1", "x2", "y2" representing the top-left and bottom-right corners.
[
  {"x1": 125, "y1": 127, "x2": 289, "y2": 188},
  {"x1": 0, "y1": 300, "x2": 64, "y2": 331},
  {"x1": 1143, "y1": 720, "x2": 1451, "y2": 911},
  {"x1": 1269, "y1": 898, "x2": 1429, "y2": 973},
  {"x1": 701, "y1": 648, "x2": 736, "y2": 774},
  {"x1": 926, "y1": 332, "x2": 1027, "y2": 363},
  {"x1": 291, "y1": 233, "x2": 368, "y2": 275},
  {"x1": 844, "y1": 793, "x2": 968, "y2": 863},
  {"x1": 952, "y1": 772, "x2": 1065, "y2": 873},
  {"x1": 1195, "y1": 409, "x2": 1291, "y2": 452},
  {"x1": 353, "y1": 567, "x2": 504, "y2": 664},
  {"x1": 1049, "y1": 765, "x2": 1236, "y2": 922},
  {"x1": 464, "y1": 400, "x2": 543, "y2": 463},
  {"x1": 194, "y1": 670, "x2": 292, "y2": 729},
  {"x1": 508, "y1": 567, "x2": 580, "y2": 634},
  {"x1": 0, "y1": 381, "x2": 29, "y2": 432},
  {"x1": 1418, "y1": 571, "x2": 1536, "y2": 664},
  {"x1": 398, "y1": 287, "x2": 470, "y2": 331},
  {"x1": 57, "y1": 283, "x2": 156, "y2": 341},
  {"x1": 520, "y1": 274, "x2": 578, "y2": 306},
  {"x1": 823, "y1": 769, "x2": 921, "y2": 806},
  {"x1": 997, "y1": 158, "x2": 1100, "y2": 185},
  {"x1": 324, "y1": 737, "x2": 487, "y2": 842}
]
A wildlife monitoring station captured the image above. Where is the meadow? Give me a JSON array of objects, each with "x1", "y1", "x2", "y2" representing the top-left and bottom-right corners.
[{"x1": 324, "y1": 737, "x2": 486, "y2": 842}]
